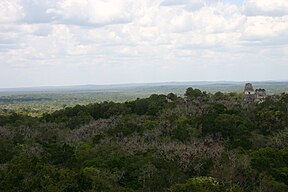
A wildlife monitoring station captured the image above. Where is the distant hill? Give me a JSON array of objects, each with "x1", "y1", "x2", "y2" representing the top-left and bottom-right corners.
[{"x1": 0, "y1": 81, "x2": 287, "y2": 95}]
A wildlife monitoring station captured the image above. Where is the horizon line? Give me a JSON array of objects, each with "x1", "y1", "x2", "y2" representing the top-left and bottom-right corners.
[{"x1": 1, "y1": 80, "x2": 288, "y2": 90}]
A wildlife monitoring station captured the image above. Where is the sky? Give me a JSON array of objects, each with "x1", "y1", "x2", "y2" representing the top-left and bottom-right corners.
[{"x1": 0, "y1": 0, "x2": 287, "y2": 88}]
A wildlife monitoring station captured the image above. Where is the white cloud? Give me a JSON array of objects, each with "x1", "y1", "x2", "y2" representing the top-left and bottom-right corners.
[
  {"x1": 0, "y1": 0, "x2": 287, "y2": 87},
  {"x1": 48, "y1": 0, "x2": 137, "y2": 26},
  {"x1": 20, "y1": 0, "x2": 57, "y2": 23},
  {"x1": 161, "y1": 0, "x2": 204, "y2": 11},
  {"x1": 243, "y1": 0, "x2": 288, "y2": 16},
  {"x1": 0, "y1": 0, "x2": 24, "y2": 23},
  {"x1": 243, "y1": 16, "x2": 288, "y2": 38}
]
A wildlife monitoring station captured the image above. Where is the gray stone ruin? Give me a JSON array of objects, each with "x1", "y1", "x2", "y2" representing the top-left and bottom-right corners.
[
  {"x1": 243, "y1": 83, "x2": 266, "y2": 106},
  {"x1": 255, "y1": 88, "x2": 267, "y2": 103},
  {"x1": 244, "y1": 83, "x2": 254, "y2": 95},
  {"x1": 243, "y1": 83, "x2": 255, "y2": 104}
]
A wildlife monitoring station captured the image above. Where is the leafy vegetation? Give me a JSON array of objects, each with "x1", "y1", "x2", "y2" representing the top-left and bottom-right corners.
[{"x1": 0, "y1": 87, "x2": 288, "y2": 191}]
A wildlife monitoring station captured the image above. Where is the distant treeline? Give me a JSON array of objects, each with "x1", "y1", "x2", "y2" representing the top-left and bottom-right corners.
[{"x1": 0, "y1": 97, "x2": 52, "y2": 103}]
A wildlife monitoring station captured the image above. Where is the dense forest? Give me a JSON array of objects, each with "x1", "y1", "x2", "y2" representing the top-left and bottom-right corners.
[{"x1": 0, "y1": 88, "x2": 288, "y2": 191}]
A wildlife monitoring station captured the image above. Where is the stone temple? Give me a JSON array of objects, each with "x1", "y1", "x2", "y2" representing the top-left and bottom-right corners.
[
  {"x1": 243, "y1": 83, "x2": 266, "y2": 105},
  {"x1": 255, "y1": 88, "x2": 267, "y2": 102}
]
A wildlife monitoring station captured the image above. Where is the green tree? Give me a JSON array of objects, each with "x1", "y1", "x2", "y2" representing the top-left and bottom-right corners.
[{"x1": 171, "y1": 176, "x2": 223, "y2": 192}]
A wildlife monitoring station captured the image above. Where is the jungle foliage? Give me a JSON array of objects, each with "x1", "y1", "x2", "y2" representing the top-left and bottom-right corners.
[{"x1": 0, "y1": 88, "x2": 288, "y2": 191}]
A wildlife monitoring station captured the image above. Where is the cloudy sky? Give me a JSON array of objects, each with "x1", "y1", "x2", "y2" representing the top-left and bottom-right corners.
[{"x1": 0, "y1": 0, "x2": 287, "y2": 88}]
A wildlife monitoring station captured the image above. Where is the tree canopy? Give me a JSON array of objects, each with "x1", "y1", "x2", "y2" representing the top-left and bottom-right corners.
[{"x1": 0, "y1": 89, "x2": 288, "y2": 191}]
